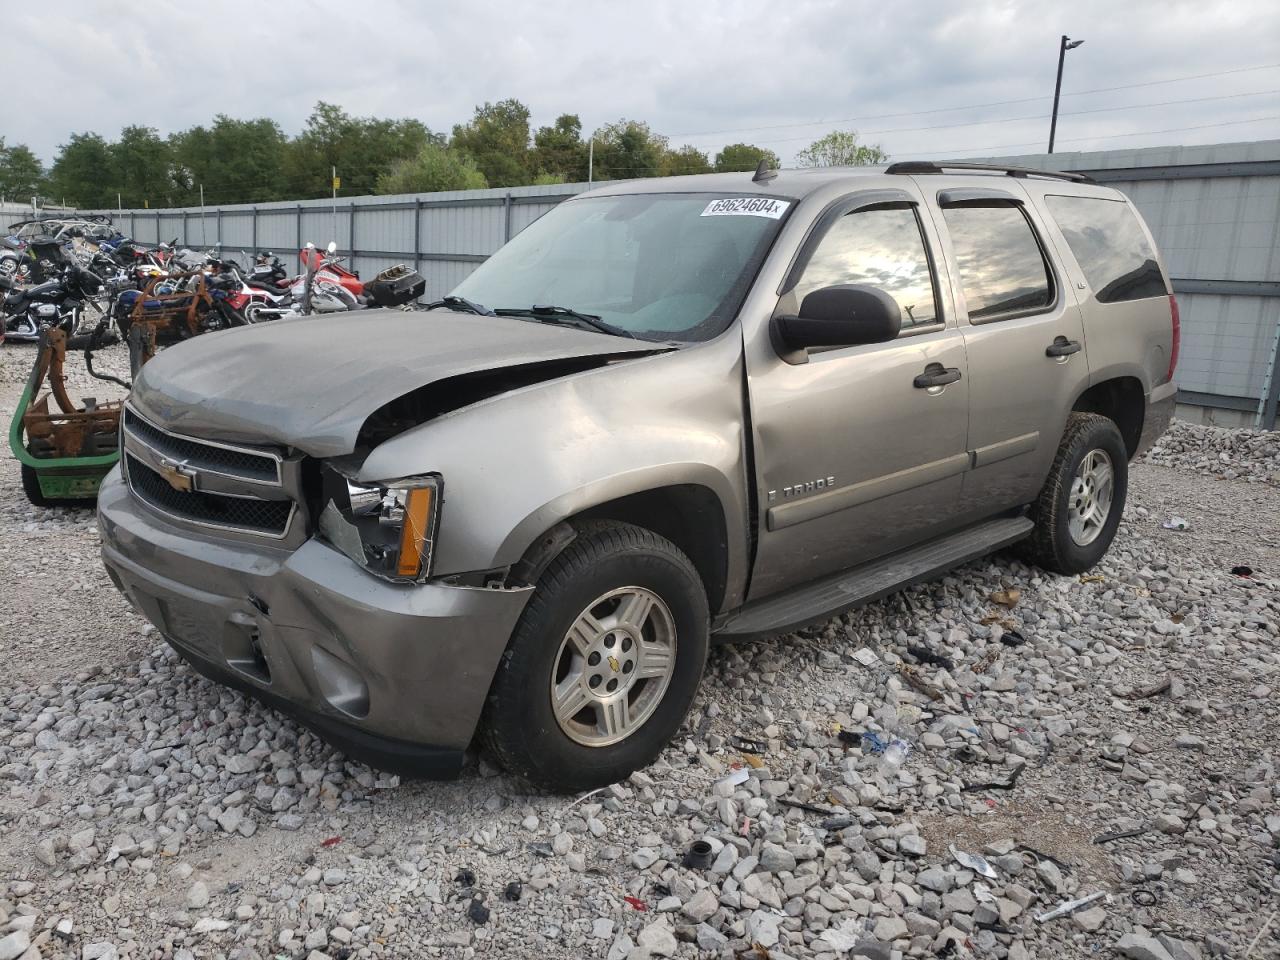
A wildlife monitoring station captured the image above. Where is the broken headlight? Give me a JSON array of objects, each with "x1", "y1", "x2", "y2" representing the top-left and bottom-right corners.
[{"x1": 318, "y1": 467, "x2": 442, "y2": 583}]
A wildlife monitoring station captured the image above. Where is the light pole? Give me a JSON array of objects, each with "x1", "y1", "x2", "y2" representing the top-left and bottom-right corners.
[{"x1": 1048, "y1": 35, "x2": 1084, "y2": 154}]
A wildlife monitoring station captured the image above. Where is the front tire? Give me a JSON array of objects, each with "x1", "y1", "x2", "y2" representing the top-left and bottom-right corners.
[
  {"x1": 481, "y1": 522, "x2": 709, "y2": 792},
  {"x1": 1022, "y1": 412, "x2": 1128, "y2": 575}
]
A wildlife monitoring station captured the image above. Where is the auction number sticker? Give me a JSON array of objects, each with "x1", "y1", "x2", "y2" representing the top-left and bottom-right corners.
[{"x1": 700, "y1": 197, "x2": 790, "y2": 219}]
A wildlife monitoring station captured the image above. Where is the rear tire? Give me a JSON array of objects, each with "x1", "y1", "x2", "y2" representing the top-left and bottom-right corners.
[
  {"x1": 1021, "y1": 412, "x2": 1128, "y2": 575},
  {"x1": 20, "y1": 464, "x2": 97, "y2": 509},
  {"x1": 481, "y1": 521, "x2": 709, "y2": 792},
  {"x1": 21, "y1": 464, "x2": 53, "y2": 506}
]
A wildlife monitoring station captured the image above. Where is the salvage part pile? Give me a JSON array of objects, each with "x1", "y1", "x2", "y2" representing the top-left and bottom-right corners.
[{"x1": 0, "y1": 348, "x2": 1276, "y2": 959}]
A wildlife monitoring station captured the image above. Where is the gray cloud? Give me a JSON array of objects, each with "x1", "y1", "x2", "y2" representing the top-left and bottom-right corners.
[{"x1": 3, "y1": 0, "x2": 1277, "y2": 168}]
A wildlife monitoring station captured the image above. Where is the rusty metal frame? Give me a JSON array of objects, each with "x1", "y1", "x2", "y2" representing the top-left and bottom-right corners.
[{"x1": 18, "y1": 328, "x2": 122, "y2": 460}]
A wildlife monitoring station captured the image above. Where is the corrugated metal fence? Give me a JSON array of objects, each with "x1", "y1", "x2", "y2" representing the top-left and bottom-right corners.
[
  {"x1": 83, "y1": 138, "x2": 1280, "y2": 427},
  {"x1": 85, "y1": 182, "x2": 587, "y2": 314}
]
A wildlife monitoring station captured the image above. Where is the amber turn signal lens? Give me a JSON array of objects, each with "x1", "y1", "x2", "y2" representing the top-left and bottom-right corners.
[{"x1": 396, "y1": 486, "x2": 434, "y2": 578}]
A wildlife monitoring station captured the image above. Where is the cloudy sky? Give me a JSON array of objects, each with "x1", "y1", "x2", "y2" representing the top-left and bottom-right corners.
[{"x1": 5, "y1": 0, "x2": 1278, "y2": 168}]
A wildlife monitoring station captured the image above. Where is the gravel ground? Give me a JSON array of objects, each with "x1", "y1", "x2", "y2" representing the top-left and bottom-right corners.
[{"x1": 1, "y1": 341, "x2": 1277, "y2": 960}]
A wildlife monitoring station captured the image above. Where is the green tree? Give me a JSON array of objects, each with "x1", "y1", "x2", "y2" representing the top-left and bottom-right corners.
[
  {"x1": 590, "y1": 119, "x2": 667, "y2": 180},
  {"x1": 796, "y1": 130, "x2": 887, "y2": 167},
  {"x1": 0, "y1": 141, "x2": 47, "y2": 202},
  {"x1": 375, "y1": 142, "x2": 488, "y2": 194},
  {"x1": 284, "y1": 102, "x2": 437, "y2": 199},
  {"x1": 49, "y1": 133, "x2": 115, "y2": 208},
  {"x1": 451, "y1": 99, "x2": 532, "y2": 187},
  {"x1": 713, "y1": 143, "x2": 781, "y2": 173},
  {"x1": 532, "y1": 114, "x2": 588, "y2": 182},
  {"x1": 171, "y1": 115, "x2": 289, "y2": 205},
  {"x1": 660, "y1": 145, "x2": 712, "y2": 177},
  {"x1": 111, "y1": 125, "x2": 176, "y2": 208}
]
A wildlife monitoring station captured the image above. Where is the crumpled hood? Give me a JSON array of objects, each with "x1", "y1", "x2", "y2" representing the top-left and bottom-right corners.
[{"x1": 130, "y1": 309, "x2": 661, "y2": 456}]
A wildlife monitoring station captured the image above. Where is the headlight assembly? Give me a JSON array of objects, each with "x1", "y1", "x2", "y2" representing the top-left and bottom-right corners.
[{"x1": 318, "y1": 468, "x2": 442, "y2": 583}]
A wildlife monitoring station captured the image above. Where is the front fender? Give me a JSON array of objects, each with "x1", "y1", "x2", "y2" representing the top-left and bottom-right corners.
[{"x1": 358, "y1": 332, "x2": 751, "y2": 602}]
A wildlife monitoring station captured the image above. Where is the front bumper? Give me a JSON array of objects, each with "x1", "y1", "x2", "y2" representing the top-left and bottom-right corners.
[
  {"x1": 97, "y1": 466, "x2": 532, "y2": 777},
  {"x1": 1136, "y1": 379, "x2": 1177, "y2": 458}
]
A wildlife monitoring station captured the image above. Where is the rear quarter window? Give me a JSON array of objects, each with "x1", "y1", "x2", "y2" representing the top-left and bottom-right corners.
[{"x1": 1045, "y1": 195, "x2": 1168, "y2": 303}]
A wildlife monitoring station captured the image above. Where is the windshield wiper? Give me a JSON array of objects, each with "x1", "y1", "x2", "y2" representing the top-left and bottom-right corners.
[
  {"x1": 423, "y1": 295, "x2": 495, "y2": 316},
  {"x1": 493, "y1": 304, "x2": 636, "y2": 339}
]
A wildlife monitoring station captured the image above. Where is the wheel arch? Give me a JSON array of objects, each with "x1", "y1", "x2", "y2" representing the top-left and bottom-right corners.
[
  {"x1": 1072, "y1": 376, "x2": 1145, "y2": 458},
  {"x1": 506, "y1": 482, "x2": 733, "y2": 616}
]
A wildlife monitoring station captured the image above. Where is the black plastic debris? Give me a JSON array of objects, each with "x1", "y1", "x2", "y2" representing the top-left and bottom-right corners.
[
  {"x1": 776, "y1": 797, "x2": 838, "y2": 816},
  {"x1": 836, "y1": 729, "x2": 862, "y2": 747},
  {"x1": 1000, "y1": 630, "x2": 1028, "y2": 647},
  {"x1": 454, "y1": 868, "x2": 476, "y2": 887},
  {"x1": 1131, "y1": 888, "x2": 1160, "y2": 906},
  {"x1": 961, "y1": 762, "x2": 1026, "y2": 792},
  {"x1": 527, "y1": 841, "x2": 554, "y2": 858},
  {"x1": 1231, "y1": 565, "x2": 1254, "y2": 577},
  {"x1": 468, "y1": 897, "x2": 490, "y2": 924},
  {"x1": 503, "y1": 880, "x2": 522, "y2": 902},
  {"x1": 976, "y1": 921, "x2": 1015, "y2": 935},
  {"x1": 1093, "y1": 825, "x2": 1149, "y2": 844},
  {"x1": 955, "y1": 745, "x2": 998, "y2": 765},
  {"x1": 729, "y1": 734, "x2": 768, "y2": 753},
  {"x1": 907, "y1": 644, "x2": 955, "y2": 670},
  {"x1": 1018, "y1": 844, "x2": 1072, "y2": 874},
  {"x1": 682, "y1": 839, "x2": 714, "y2": 870}
]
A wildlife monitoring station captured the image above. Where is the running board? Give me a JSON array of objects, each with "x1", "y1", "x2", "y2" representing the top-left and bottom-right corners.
[{"x1": 715, "y1": 515, "x2": 1034, "y2": 640}]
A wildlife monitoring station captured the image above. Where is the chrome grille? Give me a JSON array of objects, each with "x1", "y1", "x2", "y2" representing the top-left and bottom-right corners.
[
  {"x1": 123, "y1": 408, "x2": 279, "y2": 483},
  {"x1": 122, "y1": 405, "x2": 297, "y2": 540},
  {"x1": 126, "y1": 454, "x2": 293, "y2": 536}
]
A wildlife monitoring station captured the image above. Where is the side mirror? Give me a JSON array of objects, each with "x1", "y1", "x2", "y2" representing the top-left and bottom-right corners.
[
  {"x1": 326, "y1": 241, "x2": 338, "y2": 255},
  {"x1": 772, "y1": 284, "x2": 902, "y2": 360}
]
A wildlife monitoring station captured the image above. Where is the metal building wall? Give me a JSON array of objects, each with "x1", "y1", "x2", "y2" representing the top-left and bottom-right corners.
[{"x1": 82, "y1": 139, "x2": 1280, "y2": 427}]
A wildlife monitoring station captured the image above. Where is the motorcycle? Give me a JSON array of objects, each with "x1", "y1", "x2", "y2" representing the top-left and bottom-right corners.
[
  {"x1": 2, "y1": 261, "x2": 108, "y2": 343},
  {"x1": 252, "y1": 242, "x2": 424, "y2": 320}
]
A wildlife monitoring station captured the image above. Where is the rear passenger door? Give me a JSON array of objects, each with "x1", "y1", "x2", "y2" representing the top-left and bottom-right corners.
[{"x1": 922, "y1": 181, "x2": 1092, "y2": 514}]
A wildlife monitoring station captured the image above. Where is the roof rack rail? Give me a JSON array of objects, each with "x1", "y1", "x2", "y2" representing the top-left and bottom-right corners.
[{"x1": 884, "y1": 160, "x2": 1095, "y2": 184}]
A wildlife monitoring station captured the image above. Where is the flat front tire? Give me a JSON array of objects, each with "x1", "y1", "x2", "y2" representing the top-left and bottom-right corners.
[
  {"x1": 1022, "y1": 412, "x2": 1128, "y2": 575},
  {"x1": 481, "y1": 521, "x2": 709, "y2": 792}
]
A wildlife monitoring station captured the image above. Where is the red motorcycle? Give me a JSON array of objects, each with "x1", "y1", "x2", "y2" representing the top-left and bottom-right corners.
[{"x1": 299, "y1": 243, "x2": 364, "y2": 299}]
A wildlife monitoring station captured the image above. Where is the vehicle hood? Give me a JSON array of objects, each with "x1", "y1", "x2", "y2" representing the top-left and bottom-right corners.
[{"x1": 130, "y1": 309, "x2": 665, "y2": 457}]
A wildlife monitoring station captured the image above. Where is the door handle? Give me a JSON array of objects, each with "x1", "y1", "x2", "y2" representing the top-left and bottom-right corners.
[
  {"x1": 1045, "y1": 336, "x2": 1082, "y2": 358},
  {"x1": 913, "y1": 363, "x2": 962, "y2": 388}
]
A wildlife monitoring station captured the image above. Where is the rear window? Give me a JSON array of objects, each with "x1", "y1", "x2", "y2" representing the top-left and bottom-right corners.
[
  {"x1": 940, "y1": 202, "x2": 1053, "y2": 321},
  {"x1": 1045, "y1": 195, "x2": 1167, "y2": 303}
]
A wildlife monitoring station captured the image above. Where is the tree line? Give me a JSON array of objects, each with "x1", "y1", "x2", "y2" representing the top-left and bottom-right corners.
[{"x1": 0, "y1": 99, "x2": 887, "y2": 210}]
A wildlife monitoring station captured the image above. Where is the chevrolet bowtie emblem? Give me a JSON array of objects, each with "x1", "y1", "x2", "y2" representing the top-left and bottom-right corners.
[
  {"x1": 157, "y1": 457, "x2": 197, "y2": 493},
  {"x1": 607, "y1": 655, "x2": 620, "y2": 673}
]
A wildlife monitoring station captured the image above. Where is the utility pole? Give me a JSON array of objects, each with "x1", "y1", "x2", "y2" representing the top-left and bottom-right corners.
[
  {"x1": 331, "y1": 165, "x2": 338, "y2": 248},
  {"x1": 1048, "y1": 35, "x2": 1084, "y2": 154},
  {"x1": 588, "y1": 139, "x2": 594, "y2": 186},
  {"x1": 199, "y1": 183, "x2": 206, "y2": 247}
]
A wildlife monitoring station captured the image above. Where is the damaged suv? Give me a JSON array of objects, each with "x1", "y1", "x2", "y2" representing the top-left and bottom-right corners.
[{"x1": 98, "y1": 162, "x2": 1177, "y2": 791}]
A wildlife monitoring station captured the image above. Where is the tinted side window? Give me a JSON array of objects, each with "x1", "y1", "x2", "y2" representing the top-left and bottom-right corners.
[
  {"x1": 1045, "y1": 195, "x2": 1168, "y2": 303},
  {"x1": 794, "y1": 205, "x2": 938, "y2": 329},
  {"x1": 941, "y1": 202, "x2": 1053, "y2": 321}
]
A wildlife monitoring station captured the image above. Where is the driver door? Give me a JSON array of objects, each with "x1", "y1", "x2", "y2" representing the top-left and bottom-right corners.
[{"x1": 744, "y1": 190, "x2": 970, "y2": 600}]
